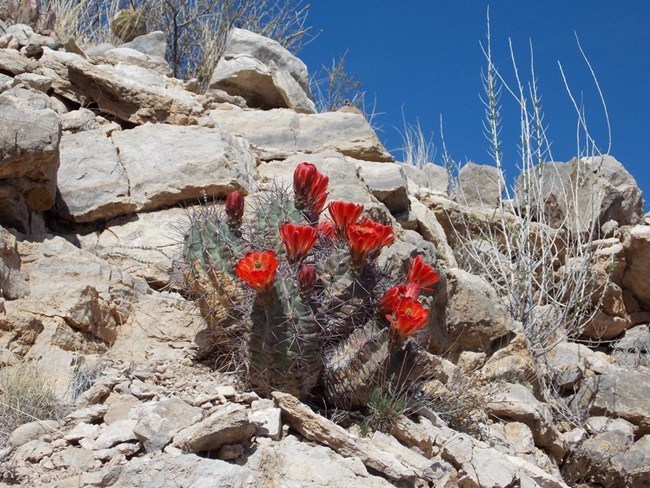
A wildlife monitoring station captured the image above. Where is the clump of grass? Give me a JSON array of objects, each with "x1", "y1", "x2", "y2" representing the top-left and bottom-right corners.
[
  {"x1": 359, "y1": 385, "x2": 407, "y2": 436},
  {"x1": 0, "y1": 365, "x2": 67, "y2": 447}
]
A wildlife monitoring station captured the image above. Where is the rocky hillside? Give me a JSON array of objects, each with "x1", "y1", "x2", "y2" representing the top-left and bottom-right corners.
[{"x1": 0, "y1": 20, "x2": 649, "y2": 488}]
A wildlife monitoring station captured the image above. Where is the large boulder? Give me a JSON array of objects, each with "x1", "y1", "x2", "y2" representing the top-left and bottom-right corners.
[
  {"x1": 622, "y1": 225, "x2": 650, "y2": 310},
  {"x1": 444, "y1": 268, "x2": 517, "y2": 352},
  {"x1": 210, "y1": 28, "x2": 315, "y2": 113},
  {"x1": 517, "y1": 155, "x2": 643, "y2": 233},
  {"x1": 208, "y1": 106, "x2": 393, "y2": 162},
  {"x1": 0, "y1": 86, "x2": 60, "y2": 231},
  {"x1": 455, "y1": 162, "x2": 504, "y2": 207},
  {"x1": 56, "y1": 124, "x2": 255, "y2": 222},
  {"x1": 39, "y1": 47, "x2": 204, "y2": 125}
]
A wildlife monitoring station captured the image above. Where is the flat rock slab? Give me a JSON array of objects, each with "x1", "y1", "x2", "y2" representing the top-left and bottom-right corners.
[
  {"x1": 57, "y1": 124, "x2": 255, "y2": 222},
  {"x1": 209, "y1": 107, "x2": 393, "y2": 162}
]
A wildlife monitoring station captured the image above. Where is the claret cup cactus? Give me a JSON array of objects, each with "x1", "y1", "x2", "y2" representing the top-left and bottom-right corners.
[{"x1": 182, "y1": 162, "x2": 442, "y2": 408}]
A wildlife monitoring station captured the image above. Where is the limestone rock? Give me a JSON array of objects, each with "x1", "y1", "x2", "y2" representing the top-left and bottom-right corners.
[
  {"x1": 441, "y1": 433, "x2": 569, "y2": 488},
  {"x1": 121, "y1": 31, "x2": 167, "y2": 59},
  {"x1": 0, "y1": 86, "x2": 60, "y2": 229},
  {"x1": 273, "y1": 392, "x2": 453, "y2": 485},
  {"x1": 357, "y1": 161, "x2": 410, "y2": 213},
  {"x1": 247, "y1": 435, "x2": 395, "y2": 487},
  {"x1": 56, "y1": 124, "x2": 255, "y2": 222},
  {"x1": 456, "y1": 161, "x2": 504, "y2": 207},
  {"x1": 173, "y1": 403, "x2": 257, "y2": 454},
  {"x1": 134, "y1": 397, "x2": 204, "y2": 453},
  {"x1": 445, "y1": 268, "x2": 516, "y2": 352},
  {"x1": 486, "y1": 383, "x2": 565, "y2": 458},
  {"x1": 217, "y1": 28, "x2": 311, "y2": 94},
  {"x1": 0, "y1": 226, "x2": 28, "y2": 299},
  {"x1": 519, "y1": 156, "x2": 643, "y2": 233},
  {"x1": 622, "y1": 225, "x2": 650, "y2": 310},
  {"x1": 106, "y1": 453, "x2": 256, "y2": 487},
  {"x1": 571, "y1": 369, "x2": 650, "y2": 435},
  {"x1": 208, "y1": 107, "x2": 393, "y2": 162},
  {"x1": 101, "y1": 46, "x2": 171, "y2": 76},
  {"x1": 0, "y1": 47, "x2": 39, "y2": 74}
]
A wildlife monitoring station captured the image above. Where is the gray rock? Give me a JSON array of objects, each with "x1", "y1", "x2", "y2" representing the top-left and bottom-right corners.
[
  {"x1": 134, "y1": 397, "x2": 204, "y2": 453},
  {"x1": 121, "y1": 31, "x2": 167, "y2": 59},
  {"x1": 356, "y1": 162, "x2": 409, "y2": 213},
  {"x1": 209, "y1": 107, "x2": 392, "y2": 162},
  {"x1": 56, "y1": 124, "x2": 255, "y2": 222},
  {"x1": 486, "y1": 383, "x2": 565, "y2": 458},
  {"x1": 90, "y1": 419, "x2": 138, "y2": 450},
  {"x1": 456, "y1": 161, "x2": 504, "y2": 207},
  {"x1": 0, "y1": 226, "x2": 28, "y2": 299},
  {"x1": 211, "y1": 54, "x2": 316, "y2": 113},
  {"x1": 545, "y1": 342, "x2": 592, "y2": 391},
  {"x1": 102, "y1": 46, "x2": 171, "y2": 76},
  {"x1": 0, "y1": 48, "x2": 39, "y2": 74},
  {"x1": 0, "y1": 86, "x2": 60, "y2": 230},
  {"x1": 56, "y1": 128, "x2": 132, "y2": 222},
  {"x1": 622, "y1": 225, "x2": 650, "y2": 310},
  {"x1": 443, "y1": 432, "x2": 569, "y2": 488},
  {"x1": 247, "y1": 436, "x2": 395, "y2": 487},
  {"x1": 518, "y1": 156, "x2": 643, "y2": 233},
  {"x1": 107, "y1": 453, "x2": 256, "y2": 487},
  {"x1": 571, "y1": 369, "x2": 650, "y2": 435},
  {"x1": 12, "y1": 72, "x2": 51, "y2": 91},
  {"x1": 173, "y1": 403, "x2": 257, "y2": 453},
  {"x1": 8, "y1": 420, "x2": 59, "y2": 448},
  {"x1": 423, "y1": 163, "x2": 450, "y2": 194},
  {"x1": 445, "y1": 268, "x2": 516, "y2": 352},
  {"x1": 221, "y1": 28, "x2": 310, "y2": 94}
]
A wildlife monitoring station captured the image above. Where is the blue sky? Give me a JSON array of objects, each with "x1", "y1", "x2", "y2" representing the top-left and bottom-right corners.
[{"x1": 300, "y1": 1, "x2": 650, "y2": 210}]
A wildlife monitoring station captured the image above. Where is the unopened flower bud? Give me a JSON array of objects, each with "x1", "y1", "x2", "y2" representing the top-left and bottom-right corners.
[
  {"x1": 225, "y1": 190, "x2": 244, "y2": 228},
  {"x1": 298, "y1": 264, "x2": 317, "y2": 295}
]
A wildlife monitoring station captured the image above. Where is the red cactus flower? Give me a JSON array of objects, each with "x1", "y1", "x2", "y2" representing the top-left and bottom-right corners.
[
  {"x1": 279, "y1": 223, "x2": 318, "y2": 264},
  {"x1": 235, "y1": 251, "x2": 279, "y2": 292},
  {"x1": 317, "y1": 220, "x2": 336, "y2": 239},
  {"x1": 298, "y1": 264, "x2": 317, "y2": 295},
  {"x1": 225, "y1": 190, "x2": 245, "y2": 228},
  {"x1": 347, "y1": 219, "x2": 394, "y2": 265},
  {"x1": 379, "y1": 282, "x2": 420, "y2": 313},
  {"x1": 328, "y1": 201, "x2": 364, "y2": 239},
  {"x1": 293, "y1": 162, "x2": 317, "y2": 202},
  {"x1": 293, "y1": 162, "x2": 329, "y2": 221},
  {"x1": 386, "y1": 297, "x2": 429, "y2": 336},
  {"x1": 406, "y1": 256, "x2": 440, "y2": 291}
]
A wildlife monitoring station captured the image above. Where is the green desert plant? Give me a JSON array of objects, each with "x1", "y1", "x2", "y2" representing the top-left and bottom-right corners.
[{"x1": 181, "y1": 163, "x2": 444, "y2": 410}]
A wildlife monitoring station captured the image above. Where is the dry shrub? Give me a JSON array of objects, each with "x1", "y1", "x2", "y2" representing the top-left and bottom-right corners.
[{"x1": 0, "y1": 365, "x2": 66, "y2": 447}]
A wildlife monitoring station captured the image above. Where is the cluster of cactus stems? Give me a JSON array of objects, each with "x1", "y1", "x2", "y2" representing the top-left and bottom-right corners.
[{"x1": 182, "y1": 162, "x2": 441, "y2": 408}]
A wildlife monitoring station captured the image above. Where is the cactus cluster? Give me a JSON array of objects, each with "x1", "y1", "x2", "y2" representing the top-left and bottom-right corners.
[{"x1": 182, "y1": 163, "x2": 442, "y2": 408}]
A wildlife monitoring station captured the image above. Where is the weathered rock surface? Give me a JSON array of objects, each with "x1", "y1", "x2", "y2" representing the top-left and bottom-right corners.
[
  {"x1": 622, "y1": 225, "x2": 650, "y2": 310},
  {"x1": 456, "y1": 161, "x2": 504, "y2": 207},
  {"x1": 520, "y1": 156, "x2": 643, "y2": 233},
  {"x1": 208, "y1": 106, "x2": 393, "y2": 162},
  {"x1": 57, "y1": 124, "x2": 255, "y2": 222},
  {"x1": 571, "y1": 369, "x2": 650, "y2": 435},
  {"x1": 0, "y1": 86, "x2": 60, "y2": 230},
  {"x1": 445, "y1": 267, "x2": 516, "y2": 352}
]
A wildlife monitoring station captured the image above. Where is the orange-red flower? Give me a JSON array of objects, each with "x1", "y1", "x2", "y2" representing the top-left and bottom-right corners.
[
  {"x1": 328, "y1": 201, "x2": 364, "y2": 239},
  {"x1": 347, "y1": 219, "x2": 394, "y2": 265},
  {"x1": 406, "y1": 256, "x2": 440, "y2": 291},
  {"x1": 298, "y1": 264, "x2": 317, "y2": 295},
  {"x1": 225, "y1": 190, "x2": 244, "y2": 228},
  {"x1": 379, "y1": 283, "x2": 420, "y2": 313},
  {"x1": 317, "y1": 220, "x2": 336, "y2": 239},
  {"x1": 386, "y1": 297, "x2": 429, "y2": 336},
  {"x1": 293, "y1": 162, "x2": 329, "y2": 222},
  {"x1": 279, "y1": 223, "x2": 318, "y2": 263},
  {"x1": 235, "y1": 251, "x2": 279, "y2": 292}
]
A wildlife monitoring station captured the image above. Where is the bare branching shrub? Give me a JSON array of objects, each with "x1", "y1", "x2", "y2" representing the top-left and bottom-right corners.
[
  {"x1": 310, "y1": 51, "x2": 363, "y2": 112},
  {"x1": 0, "y1": 365, "x2": 66, "y2": 447},
  {"x1": 44, "y1": 0, "x2": 311, "y2": 86},
  {"x1": 448, "y1": 13, "x2": 611, "y2": 357}
]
